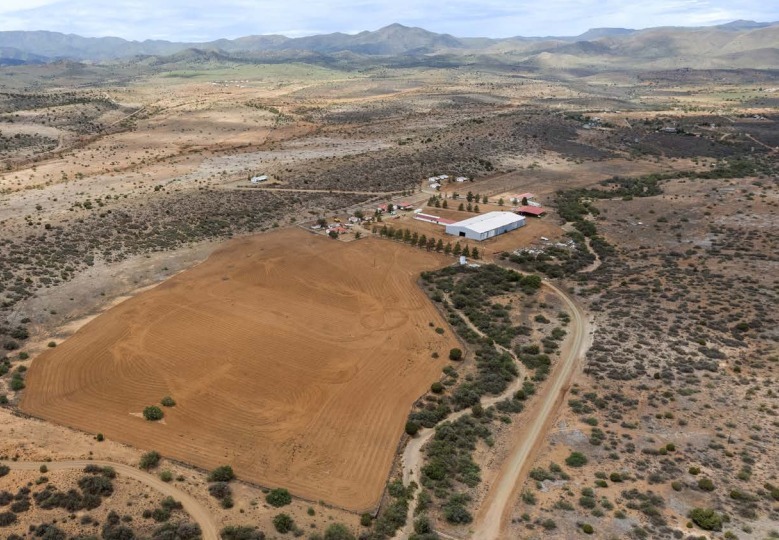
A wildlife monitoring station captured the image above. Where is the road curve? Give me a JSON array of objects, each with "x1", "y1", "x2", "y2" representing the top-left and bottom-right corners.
[
  {"x1": 1, "y1": 459, "x2": 219, "y2": 540},
  {"x1": 395, "y1": 280, "x2": 589, "y2": 540},
  {"x1": 470, "y1": 280, "x2": 590, "y2": 539}
]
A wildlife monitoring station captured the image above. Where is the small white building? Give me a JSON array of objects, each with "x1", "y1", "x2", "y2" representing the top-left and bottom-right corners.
[{"x1": 445, "y1": 211, "x2": 525, "y2": 241}]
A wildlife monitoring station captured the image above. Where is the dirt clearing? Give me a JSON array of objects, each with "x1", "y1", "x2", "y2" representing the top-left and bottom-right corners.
[{"x1": 21, "y1": 228, "x2": 459, "y2": 512}]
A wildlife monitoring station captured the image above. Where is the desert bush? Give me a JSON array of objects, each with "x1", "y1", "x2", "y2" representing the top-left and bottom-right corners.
[
  {"x1": 405, "y1": 421, "x2": 420, "y2": 436},
  {"x1": 272, "y1": 513, "x2": 294, "y2": 534},
  {"x1": 152, "y1": 521, "x2": 201, "y2": 540},
  {"x1": 208, "y1": 482, "x2": 231, "y2": 500},
  {"x1": 208, "y1": 465, "x2": 235, "y2": 482},
  {"x1": 0, "y1": 466, "x2": 8, "y2": 478},
  {"x1": 323, "y1": 523, "x2": 355, "y2": 540},
  {"x1": 0, "y1": 512, "x2": 16, "y2": 526},
  {"x1": 143, "y1": 406, "x2": 164, "y2": 421},
  {"x1": 265, "y1": 488, "x2": 291, "y2": 507},
  {"x1": 78, "y1": 474, "x2": 114, "y2": 496},
  {"x1": 161, "y1": 396, "x2": 176, "y2": 407},
  {"x1": 10, "y1": 499, "x2": 30, "y2": 512},
  {"x1": 565, "y1": 452, "x2": 588, "y2": 468},
  {"x1": 139, "y1": 451, "x2": 161, "y2": 470},
  {"x1": 697, "y1": 478, "x2": 715, "y2": 492},
  {"x1": 688, "y1": 508, "x2": 723, "y2": 531},
  {"x1": 29, "y1": 523, "x2": 65, "y2": 540},
  {"x1": 449, "y1": 348, "x2": 462, "y2": 361},
  {"x1": 443, "y1": 494, "x2": 472, "y2": 524},
  {"x1": 220, "y1": 526, "x2": 265, "y2": 540}
]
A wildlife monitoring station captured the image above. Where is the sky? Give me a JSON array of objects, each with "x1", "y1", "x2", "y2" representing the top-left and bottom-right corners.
[{"x1": 0, "y1": 0, "x2": 776, "y2": 41}]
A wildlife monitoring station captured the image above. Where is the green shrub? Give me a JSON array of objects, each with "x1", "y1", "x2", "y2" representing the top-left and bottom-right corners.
[
  {"x1": 360, "y1": 513, "x2": 372, "y2": 527},
  {"x1": 266, "y1": 488, "x2": 292, "y2": 507},
  {"x1": 697, "y1": 478, "x2": 715, "y2": 492},
  {"x1": 139, "y1": 451, "x2": 161, "y2": 470},
  {"x1": 609, "y1": 472, "x2": 623, "y2": 482},
  {"x1": 272, "y1": 513, "x2": 294, "y2": 534},
  {"x1": 9, "y1": 374, "x2": 24, "y2": 391},
  {"x1": 159, "y1": 471, "x2": 173, "y2": 482},
  {"x1": 0, "y1": 511, "x2": 19, "y2": 526},
  {"x1": 688, "y1": 508, "x2": 723, "y2": 531},
  {"x1": 143, "y1": 406, "x2": 164, "y2": 421},
  {"x1": 208, "y1": 465, "x2": 235, "y2": 482},
  {"x1": 449, "y1": 348, "x2": 463, "y2": 361},
  {"x1": 405, "y1": 421, "x2": 420, "y2": 436},
  {"x1": 219, "y1": 525, "x2": 265, "y2": 540},
  {"x1": 443, "y1": 494, "x2": 472, "y2": 524},
  {"x1": 582, "y1": 523, "x2": 594, "y2": 534},
  {"x1": 430, "y1": 382, "x2": 444, "y2": 394},
  {"x1": 565, "y1": 452, "x2": 588, "y2": 468},
  {"x1": 324, "y1": 523, "x2": 355, "y2": 540},
  {"x1": 161, "y1": 396, "x2": 176, "y2": 407}
]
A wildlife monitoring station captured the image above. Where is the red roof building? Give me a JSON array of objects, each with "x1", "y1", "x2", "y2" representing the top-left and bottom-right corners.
[{"x1": 515, "y1": 206, "x2": 546, "y2": 217}]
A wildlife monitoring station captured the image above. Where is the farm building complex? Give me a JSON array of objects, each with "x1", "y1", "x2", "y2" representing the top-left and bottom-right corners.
[{"x1": 445, "y1": 211, "x2": 526, "y2": 241}]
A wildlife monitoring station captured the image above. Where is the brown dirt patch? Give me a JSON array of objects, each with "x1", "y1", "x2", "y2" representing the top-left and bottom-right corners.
[{"x1": 20, "y1": 228, "x2": 459, "y2": 512}]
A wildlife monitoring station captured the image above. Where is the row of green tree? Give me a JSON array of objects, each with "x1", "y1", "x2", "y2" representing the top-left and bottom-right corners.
[{"x1": 371, "y1": 226, "x2": 480, "y2": 259}]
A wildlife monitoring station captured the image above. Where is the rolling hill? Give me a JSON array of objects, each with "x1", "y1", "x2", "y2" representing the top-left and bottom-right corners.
[{"x1": 0, "y1": 21, "x2": 776, "y2": 71}]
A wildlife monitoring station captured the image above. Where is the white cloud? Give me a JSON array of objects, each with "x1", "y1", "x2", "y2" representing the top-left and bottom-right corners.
[{"x1": 0, "y1": 0, "x2": 775, "y2": 40}]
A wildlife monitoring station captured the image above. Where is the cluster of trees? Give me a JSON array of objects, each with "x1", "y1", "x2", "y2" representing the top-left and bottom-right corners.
[{"x1": 372, "y1": 226, "x2": 480, "y2": 259}]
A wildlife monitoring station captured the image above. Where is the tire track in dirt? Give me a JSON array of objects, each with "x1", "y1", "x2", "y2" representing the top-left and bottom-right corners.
[
  {"x1": 394, "y1": 279, "x2": 590, "y2": 540},
  {"x1": 470, "y1": 280, "x2": 591, "y2": 539},
  {"x1": 1, "y1": 459, "x2": 218, "y2": 540}
]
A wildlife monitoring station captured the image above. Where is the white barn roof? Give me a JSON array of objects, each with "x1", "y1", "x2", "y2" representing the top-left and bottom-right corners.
[{"x1": 450, "y1": 212, "x2": 524, "y2": 234}]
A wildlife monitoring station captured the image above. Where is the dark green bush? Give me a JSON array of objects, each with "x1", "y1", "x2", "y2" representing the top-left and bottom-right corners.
[
  {"x1": 688, "y1": 508, "x2": 723, "y2": 531},
  {"x1": 565, "y1": 452, "x2": 588, "y2": 468},
  {"x1": 143, "y1": 406, "x2": 164, "y2": 421},
  {"x1": 219, "y1": 526, "x2": 265, "y2": 540},
  {"x1": 324, "y1": 523, "x2": 355, "y2": 540},
  {"x1": 139, "y1": 451, "x2": 161, "y2": 470},
  {"x1": 272, "y1": 513, "x2": 294, "y2": 534},
  {"x1": 265, "y1": 488, "x2": 291, "y2": 507},
  {"x1": 207, "y1": 465, "x2": 235, "y2": 482}
]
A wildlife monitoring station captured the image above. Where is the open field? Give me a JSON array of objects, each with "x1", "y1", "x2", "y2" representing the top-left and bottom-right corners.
[{"x1": 21, "y1": 228, "x2": 459, "y2": 512}]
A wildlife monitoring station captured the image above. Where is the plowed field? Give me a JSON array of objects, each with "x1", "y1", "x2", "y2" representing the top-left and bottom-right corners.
[{"x1": 21, "y1": 229, "x2": 458, "y2": 511}]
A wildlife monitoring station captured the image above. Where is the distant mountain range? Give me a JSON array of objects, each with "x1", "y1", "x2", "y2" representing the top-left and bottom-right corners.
[{"x1": 1, "y1": 20, "x2": 777, "y2": 70}]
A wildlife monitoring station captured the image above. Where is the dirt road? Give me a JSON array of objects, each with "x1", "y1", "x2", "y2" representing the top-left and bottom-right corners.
[
  {"x1": 395, "y1": 280, "x2": 589, "y2": 540},
  {"x1": 1, "y1": 459, "x2": 219, "y2": 540},
  {"x1": 470, "y1": 280, "x2": 590, "y2": 539}
]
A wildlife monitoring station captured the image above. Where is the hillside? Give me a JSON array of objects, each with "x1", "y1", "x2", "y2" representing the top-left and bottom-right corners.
[{"x1": 0, "y1": 21, "x2": 776, "y2": 71}]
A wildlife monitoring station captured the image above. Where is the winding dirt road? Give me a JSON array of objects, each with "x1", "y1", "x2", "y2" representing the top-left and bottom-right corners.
[
  {"x1": 470, "y1": 280, "x2": 590, "y2": 539},
  {"x1": 395, "y1": 279, "x2": 590, "y2": 540},
  {"x1": 1, "y1": 459, "x2": 219, "y2": 540}
]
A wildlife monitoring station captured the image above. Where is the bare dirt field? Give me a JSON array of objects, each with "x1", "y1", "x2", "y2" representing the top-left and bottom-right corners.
[{"x1": 20, "y1": 228, "x2": 459, "y2": 512}]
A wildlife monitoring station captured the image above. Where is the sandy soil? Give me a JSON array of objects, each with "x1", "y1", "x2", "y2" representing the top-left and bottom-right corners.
[{"x1": 20, "y1": 228, "x2": 459, "y2": 512}]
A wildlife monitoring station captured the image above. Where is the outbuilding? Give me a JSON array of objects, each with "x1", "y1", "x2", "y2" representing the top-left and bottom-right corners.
[
  {"x1": 515, "y1": 206, "x2": 546, "y2": 217},
  {"x1": 445, "y1": 211, "x2": 525, "y2": 241}
]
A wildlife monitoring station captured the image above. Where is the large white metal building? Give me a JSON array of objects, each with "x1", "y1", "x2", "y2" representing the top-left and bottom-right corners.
[{"x1": 444, "y1": 211, "x2": 525, "y2": 241}]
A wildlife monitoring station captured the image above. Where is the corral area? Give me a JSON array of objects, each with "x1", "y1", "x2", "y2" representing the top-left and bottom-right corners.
[{"x1": 20, "y1": 228, "x2": 459, "y2": 512}]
